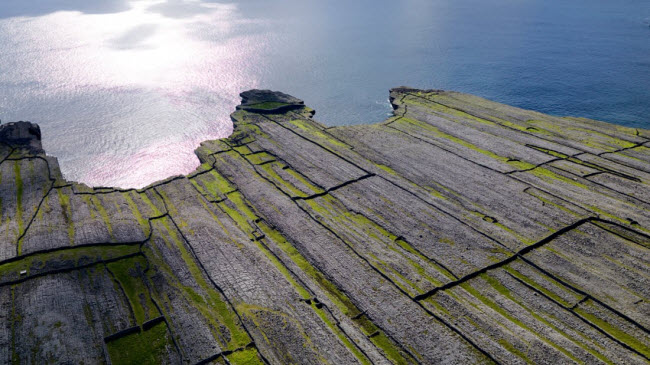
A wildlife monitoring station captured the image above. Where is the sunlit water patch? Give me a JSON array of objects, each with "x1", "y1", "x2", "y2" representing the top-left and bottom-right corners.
[
  {"x1": 1, "y1": 0, "x2": 649, "y2": 188},
  {"x1": 0, "y1": 0, "x2": 268, "y2": 187}
]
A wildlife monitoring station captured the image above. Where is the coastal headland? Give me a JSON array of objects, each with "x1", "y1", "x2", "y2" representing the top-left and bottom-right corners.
[{"x1": 0, "y1": 88, "x2": 649, "y2": 364}]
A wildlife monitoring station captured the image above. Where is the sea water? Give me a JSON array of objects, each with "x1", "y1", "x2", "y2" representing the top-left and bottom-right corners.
[{"x1": 0, "y1": 0, "x2": 648, "y2": 187}]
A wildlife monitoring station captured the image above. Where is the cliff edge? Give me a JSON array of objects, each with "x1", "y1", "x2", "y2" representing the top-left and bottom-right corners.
[{"x1": 0, "y1": 88, "x2": 649, "y2": 364}]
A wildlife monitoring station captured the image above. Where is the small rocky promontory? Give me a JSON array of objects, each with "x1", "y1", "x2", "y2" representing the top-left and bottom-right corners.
[{"x1": 0, "y1": 88, "x2": 649, "y2": 364}]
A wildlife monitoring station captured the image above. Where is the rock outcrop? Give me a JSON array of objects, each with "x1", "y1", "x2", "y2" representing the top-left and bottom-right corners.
[{"x1": 0, "y1": 88, "x2": 649, "y2": 364}]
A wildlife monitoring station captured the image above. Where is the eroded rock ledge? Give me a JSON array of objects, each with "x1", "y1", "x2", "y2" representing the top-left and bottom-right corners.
[{"x1": 0, "y1": 88, "x2": 649, "y2": 364}]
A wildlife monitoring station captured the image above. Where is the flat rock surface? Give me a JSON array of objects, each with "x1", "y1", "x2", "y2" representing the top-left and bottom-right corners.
[{"x1": 0, "y1": 88, "x2": 649, "y2": 364}]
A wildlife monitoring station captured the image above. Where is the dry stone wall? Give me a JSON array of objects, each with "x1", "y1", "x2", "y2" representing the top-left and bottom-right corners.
[{"x1": 0, "y1": 88, "x2": 648, "y2": 364}]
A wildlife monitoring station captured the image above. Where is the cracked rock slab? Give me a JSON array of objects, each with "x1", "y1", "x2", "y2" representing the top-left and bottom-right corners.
[{"x1": 0, "y1": 87, "x2": 649, "y2": 364}]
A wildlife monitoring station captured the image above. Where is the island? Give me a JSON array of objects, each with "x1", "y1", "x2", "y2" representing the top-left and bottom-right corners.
[{"x1": 0, "y1": 88, "x2": 648, "y2": 364}]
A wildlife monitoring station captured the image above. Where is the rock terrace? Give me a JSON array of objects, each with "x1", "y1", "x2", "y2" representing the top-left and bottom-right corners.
[{"x1": 0, "y1": 88, "x2": 649, "y2": 364}]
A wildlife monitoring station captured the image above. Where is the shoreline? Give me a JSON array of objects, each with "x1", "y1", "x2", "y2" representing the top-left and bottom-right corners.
[{"x1": 0, "y1": 87, "x2": 649, "y2": 363}]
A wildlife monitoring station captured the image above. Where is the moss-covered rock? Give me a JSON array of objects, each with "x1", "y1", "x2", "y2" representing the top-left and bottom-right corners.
[{"x1": 0, "y1": 88, "x2": 649, "y2": 364}]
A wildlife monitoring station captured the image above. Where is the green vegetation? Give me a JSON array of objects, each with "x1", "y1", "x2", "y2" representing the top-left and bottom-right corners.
[
  {"x1": 574, "y1": 302, "x2": 650, "y2": 358},
  {"x1": 233, "y1": 144, "x2": 253, "y2": 155},
  {"x1": 216, "y1": 192, "x2": 257, "y2": 241},
  {"x1": 256, "y1": 218, "x2": 416, "y2": 364},
  {"x1": 459, "y1": 276, "x2": 584, "y2": 364},
  {"x1": 14, "y1": 161, "x2": 24, "y2": 241},
  {"x1": 123, "y1": 192, "x2": 149, "y2": 236},
  {"x1": 302, "y1": 195, "x2": 441, "y2": 296},
  {"x1": 506, "y1": 160, "x2": 537, "y2": 171},
  {"x1": 481, "y1": 274, "x2": 604, "y2": 363},
  {"x1": 4, "y1": 88, "x2": 646, "y2": 364},
  {"x1": 138, "y1": 192, "x2": 163, "y2": 216},
  {"x1": 88, "y1": 195, "x2": 114, "y2": 239},
  {"x1": 211, "y1": 178, "x2": 378, "y2": 364},
  {"x1": 527, "y1": 120, "x2": 637, "y2": 151},
  {"x1": 56, "y1": 189, "x2": 75, "y2": 244},
  {"x1": 191, "y1": 170, "x2": 237, "y2": 200},
  {"x1": 503, "y1": 265, "x2": 583, "y2": 308},
  {"x1": 0, "y1": 244, "x2": 139, "y2": 282},
  {"x1": 308, "y1": 300, "x2": 372, "y2": 365},
  {"x1": 244, "y1": 152, "x2": 275, "y2": 165},
  {"x1": 497, "y1": 339, "x2": 534, "y2": 364},
  {"x1": 403, "y1": 95, "x2": 553, "y2": 136},
  {"x1": 227, "y1": 347, "x2": 265, "y2": 365},
  {"x1": 146, "y1": 217, "x2": 251, "y2": 349},
  {"x1": 246, "y1": 101, "x2": 289, "y2": 110},
  {"x1": 527, "y1": 145, "x2": 569, "y2": 159},
  {"x1": 106, "y1": 321, "x2": 174, "y2": 365},
  {"x1": 288, "y1": 120, "x2": 350, "y2": 149},
  {"x1": 397, "y1": 117, "x2": 511, "y2": 163},
  {"x1": 376, "y1": 164, "x2": 398, "y2": 176},
  {"x1": 257, "y1": 161, "x2": 323, "y2": 198},
  {"x1": 526, "y1": 166, "x2": 589, "y2": 189},
  {"x1": 235, "y1": 303, "x2": 318, "y2": 364},
  {"x1": 107, "y1": 256, "x2": 158, "y2": 325}
]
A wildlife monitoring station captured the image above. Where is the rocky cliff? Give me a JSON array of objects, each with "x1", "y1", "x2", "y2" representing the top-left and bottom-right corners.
[{"x1": 0, "y1": 88, "x2": 649, "y2": 364}]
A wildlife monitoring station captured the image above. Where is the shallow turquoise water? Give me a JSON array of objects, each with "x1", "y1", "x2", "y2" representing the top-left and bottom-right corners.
[{"x1": 0, "y1": 0, "x2": 648, "y2": 187}]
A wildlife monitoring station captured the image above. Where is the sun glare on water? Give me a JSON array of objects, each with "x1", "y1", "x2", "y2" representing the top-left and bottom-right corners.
[{"x1": 0, "y1": 0, "x2": 268, "y2": 188}]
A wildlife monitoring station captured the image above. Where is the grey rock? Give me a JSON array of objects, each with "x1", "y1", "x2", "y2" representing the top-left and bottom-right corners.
[{"x1": 0, "y1": 88, "x2": 649, "y2": 364}]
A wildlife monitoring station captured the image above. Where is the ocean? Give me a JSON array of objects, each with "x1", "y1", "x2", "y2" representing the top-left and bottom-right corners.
[{"x1": 1, "y1": 0, "x2": 648, "y2": 187}]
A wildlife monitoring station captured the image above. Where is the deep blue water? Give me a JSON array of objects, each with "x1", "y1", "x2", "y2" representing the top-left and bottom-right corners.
[{"x1": 0, "y1": 0, "x2": 649, "y2": 187}]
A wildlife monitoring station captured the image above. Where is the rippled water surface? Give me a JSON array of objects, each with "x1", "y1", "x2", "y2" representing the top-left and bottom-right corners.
[{"x1": 1, "y1": 0, "x2": 649, "y2": 188}]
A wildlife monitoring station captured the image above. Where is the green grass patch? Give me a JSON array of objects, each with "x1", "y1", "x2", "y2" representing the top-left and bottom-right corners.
[
  {"x1": 107, "y1": 256, "x2": 158, "y2": 325},
  {"x1": 191, "y1": 170, "x2": 237, "y2": 200},
  {"x1": 244, "y1": 152, "x2": 275, "y2": 165},
  {"x1": 503, "y1": 266, "x2": 580, "y2": 308},
  {"x1": 88, "y1": 195, "x2": 114, "y2": 239},
  {"x1": 257, "y1": 220, "x2": 416, "y2": 364},
  {"x1": 151, "y1": 218, "x2": 251, "y2": 348},
  {"x1": 138, "y1": 192, "x2": 163, "y2": 216},
  {"x1": 106, "y1": 321, "x2": 175, "y2": 365},
  {"x1": 0, "y1": 243, "x2": 138, "y2": 283},
  {"x1": 479, "y1": 274, "x2": 591, "y2": 363},
  {"x1": 227, "y1": 347, "x2": 265, "y2": 365},
  {"x1": 308, "y1": 301, "x2": 371, "y2": 365},
  {"x1": 574, "y1": 303, "x2": 650, "y2": 358},
  {"x1": 397, "y1": 117, "x2": 513, "y2": 164},
  {"x1": 56, "y1": 189, "x2": 75, "y2": 245},
  {"x1": 14, "y1": 161, "x2": 23, "y2": 240},
  {"x1": 124, "y1": 192, "x2": 150, "y2": 236},
  {"x1": 288, "y1": 120, "x2": 350, "y2": 149},
  {"x1": 527, "y1": 120, "x2": 637, "y2": 151},
  {"x1": 246, "y1": 101, "x2": 289, "y2": 110},
  {"x1": 257, "y1": 162, "x2": 322, "y2": 198}
]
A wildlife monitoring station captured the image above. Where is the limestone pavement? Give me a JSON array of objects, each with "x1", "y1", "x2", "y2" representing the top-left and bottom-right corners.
[{"x1": 0, "y1": 88, "x2": 648, "y2": 364}]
